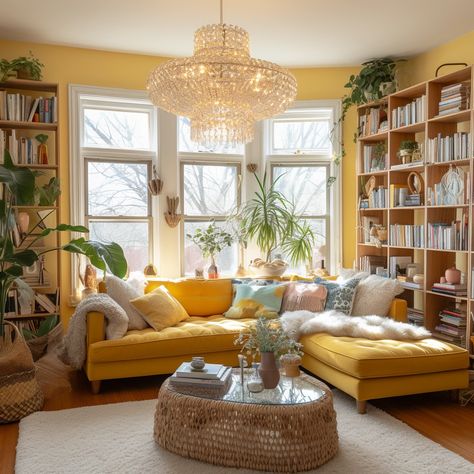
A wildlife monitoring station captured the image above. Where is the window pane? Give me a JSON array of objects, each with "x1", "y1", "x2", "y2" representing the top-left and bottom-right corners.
[
  {"x1": 87, "y1": 161, "x2": 149, "y2": 217},
  {"x1": 184, "y1": 221, "x2": 238, "y2": 276},
  {"x1": 273, "y1": 166, "x2": 327, "y2": 215},
  {"x1": 183, "y1": 164, "x2": 239, "y2": 216},
  {"x1": 83, "y1": 108, "x2": 150, "y2": 149},
  {"x1": 178, "y1": 117, "x2": 244, "y2": 154},
  {"x1": 89, "y1": 221, "x2": 149, "y2": 273},
  {"x1": 272, "y1": 120, "x2": 331, "y2": 154}
]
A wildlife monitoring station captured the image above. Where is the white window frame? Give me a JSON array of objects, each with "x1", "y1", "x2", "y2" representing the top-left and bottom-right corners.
[
  {"x1": 69, "y1": 85, "x2": 158, "y2": 300},
  {"x1": 264, "y1": 100, "x2": 342, "y2": 274}
]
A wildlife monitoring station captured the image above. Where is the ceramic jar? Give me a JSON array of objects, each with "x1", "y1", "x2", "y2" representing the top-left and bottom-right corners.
[
  {"x1": 258, "y1": 352, "x2": 280, "y2": 389},
  {"x1": 445, "y1": 266, "x2": 461, "y2": 285}
]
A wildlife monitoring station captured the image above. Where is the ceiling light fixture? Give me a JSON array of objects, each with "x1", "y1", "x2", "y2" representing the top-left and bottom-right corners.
[{"x1": 146, "y1": 0, "x2": 297, "y2": 146}]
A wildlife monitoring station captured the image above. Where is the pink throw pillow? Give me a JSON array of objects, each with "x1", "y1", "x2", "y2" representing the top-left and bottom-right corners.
[{"x1": 280, "y1": 283, "x2": 328, "y2": 313}]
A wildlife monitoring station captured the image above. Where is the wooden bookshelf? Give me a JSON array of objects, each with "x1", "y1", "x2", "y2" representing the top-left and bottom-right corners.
[
  {"x1": 1, "y1": 80, "x2": 61, "y2": 325},
  {"x1": 356, "y1": 66, "x2": 474, "y2": 358}
]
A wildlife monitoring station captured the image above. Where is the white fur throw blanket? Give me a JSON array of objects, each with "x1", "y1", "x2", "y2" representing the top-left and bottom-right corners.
[
  {"x1": 281, "y1": 310, "x2": 431, "y2": 341},
  {"x1": 58, "y1": 294, "x2": 129, "y2": 369}
]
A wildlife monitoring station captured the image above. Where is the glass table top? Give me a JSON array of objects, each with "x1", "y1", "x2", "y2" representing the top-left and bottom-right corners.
[{"x1": 168, "y1": 369, "x2": 326, "y2": 406}]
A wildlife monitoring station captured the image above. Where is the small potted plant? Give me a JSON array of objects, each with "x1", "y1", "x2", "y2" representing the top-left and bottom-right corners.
[
  {"x1": 397, "y1": 140, "x2": 419, "y2": 165},
  {"x1": 187, "y1": 222, "x2": 233, "y2": 278},
  {"x1": 280, "y1": 352, "x2": 303, "y2": 378},
  {"x1": 235, "y1": 317, "x2": 303, "y2": 389},
  {"x1": 0, "y1": 52, "x2": 44, "y2": 81}
]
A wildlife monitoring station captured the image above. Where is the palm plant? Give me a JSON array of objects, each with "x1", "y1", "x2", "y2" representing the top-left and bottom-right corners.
[
  {"x1": 234, "y1": 172, "x2": 315, "y2": 266},
  {"x1": 0, "y1": 150, "x2": 127, "y2": 336}
]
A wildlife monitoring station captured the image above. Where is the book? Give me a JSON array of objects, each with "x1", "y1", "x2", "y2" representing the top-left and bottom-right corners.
[
  {"x1": 170, "y1": 367, "x2": 232, "y2": 387},
  {"x1": 432, "y1": 283, "x2": 467, "y2": 291},
  {"x1": 175, "y1": 362, "x2": 226, "y2": 380}
]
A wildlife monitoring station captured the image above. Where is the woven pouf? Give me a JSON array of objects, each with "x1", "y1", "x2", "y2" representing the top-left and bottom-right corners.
[{"x1": 154, "y1": 374, "x2": 338, "y2": 472}]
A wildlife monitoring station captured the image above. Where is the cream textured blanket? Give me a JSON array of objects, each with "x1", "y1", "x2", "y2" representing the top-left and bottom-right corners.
[
  {"x1": 281, "y1": 310, "x2": 431, "y2": 341},
  {"x1": 58, "y1": 294, "x2": 129, "y2": 369}
]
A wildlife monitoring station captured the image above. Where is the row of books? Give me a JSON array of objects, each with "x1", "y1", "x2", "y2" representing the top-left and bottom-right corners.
[
  {"x1": 431, "y1": 282, "x2": 467, "y2": 297},
  {"x1": 389, "y1": 224, "x2": 424, "y2": 248},
  {"x1": 407, "y1": 308, "x2": 424, "y2": 326},
  {"x1": 2, "y1": 129, "x2": 47, "y2": 165},
  {"x1": 0, "y1": 90, "x2": 57, "y2": 123},
  {"x1": 362, "y1": 144, "x2": 387, "y2": 173},
  {"x1": 391, "y1": 95, "x2": 427, "y2": 128},
  {"x1": 390, "y1": 184, "x2": 422, "y2": 207},
  {"x1": 427, "y1": 216, "x2": 468, "y2": 251},
  {"x1": 358, "y1": 255, "x2": 387, "y2": 274},
  {"x1": 433, "y1": 306, "x2": 467, "y2": 347},
  {"x1": 437, "y1": 82, "x2": 470, "y2": 116},
  {"x1": 427, "y1": 132, "x2": 471, "y2": 163},
  {"x1": 367, "y1": 186, "x2": 388, "y2": 208},
  {"x1": 359, "y1": 107, "x2": 388, "y2": 137},
  {"x1": 170, "y1": 362, "x2": 232, "y2": 388},
  {"x1": 429, "y1": 171, "x2": 470, "y2": 206},
  {"x1": 4, "y1": 288, "x2": 59, "y2": 317}
]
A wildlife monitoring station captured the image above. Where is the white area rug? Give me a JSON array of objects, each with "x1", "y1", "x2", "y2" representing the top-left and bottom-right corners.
[{"x1": 16, "y1": 391, "x2": 472, "y2": 474}]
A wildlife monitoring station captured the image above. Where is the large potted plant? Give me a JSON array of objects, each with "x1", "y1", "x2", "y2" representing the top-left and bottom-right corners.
[
  {"x1": 235, "y1": 317, "x2": 302, "y2": 389},
  {"x1": 186, "y1": 222, "x2": 233, "y2": 278},
  {"x1": 0, "y1": 52, "x2": 44, "y2": 82},
  {"x1": 234, "y1": 172, "x2": 315, "y2": 277}
]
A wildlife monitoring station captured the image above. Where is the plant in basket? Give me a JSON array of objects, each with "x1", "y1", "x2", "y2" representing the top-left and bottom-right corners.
[{"x1": 0, "y1": 149, "x2": 128, "y2": 423}]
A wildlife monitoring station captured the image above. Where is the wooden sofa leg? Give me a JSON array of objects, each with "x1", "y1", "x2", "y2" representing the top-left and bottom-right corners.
[
  {"x1": 357, "y1": 400, "x2": 367, "y2": 414},
  {"x1": 91, "y1": 380, "x2": 101, "y2": 394},
  {"x1": 450, "y1": 389, "x2": 459, "y2": 402}
]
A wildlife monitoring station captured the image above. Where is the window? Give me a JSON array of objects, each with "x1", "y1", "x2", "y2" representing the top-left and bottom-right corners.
[
  {"x1": 266, "y1": 102, "x2": 340, "y2": 273},
  {"x1": 70, "y1": 86, "x2": 157, "y2": 285},
  {"x1": 181, "y1": 162, "x2": 241, "y2": 276}
]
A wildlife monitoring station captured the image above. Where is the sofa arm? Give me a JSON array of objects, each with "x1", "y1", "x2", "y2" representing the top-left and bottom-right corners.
[
  {"x1": 388, "y1": 298, "x2": 407, "y2": 322},
  {"x1": 86, "y1": 311, "x2": 105, "y2": 346}
]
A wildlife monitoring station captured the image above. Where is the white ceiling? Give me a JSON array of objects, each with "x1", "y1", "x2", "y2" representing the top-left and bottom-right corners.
[{"x1": 1, "y1": 0, "x2": 473, "y2": 67}]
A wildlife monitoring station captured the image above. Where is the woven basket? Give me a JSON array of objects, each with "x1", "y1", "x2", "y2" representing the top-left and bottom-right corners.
[{"x1": 0, "y1": 321, "x2": 44, "y2": 424}]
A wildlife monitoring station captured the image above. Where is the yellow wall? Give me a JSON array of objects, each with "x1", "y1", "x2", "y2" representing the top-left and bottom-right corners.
[{"x1": 0, "y1": 39, "x2": 359, "y2": 321}]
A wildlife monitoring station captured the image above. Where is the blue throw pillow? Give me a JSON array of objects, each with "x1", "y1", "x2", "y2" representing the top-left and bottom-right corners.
[{"x1": 314, "y1": 278, "x2": 360, "y2": 315}]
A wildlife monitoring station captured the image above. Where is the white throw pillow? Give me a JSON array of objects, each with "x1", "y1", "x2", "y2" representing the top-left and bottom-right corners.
[
  {"x1": 351, "y1": 275, "x2": 403, "y2": 317},
  {"x1": 104, "y1": 274, "x2": 149, "y2": 330},
  {"x1": 336, "y1": 268, "x2": 370, "y2": 283}
]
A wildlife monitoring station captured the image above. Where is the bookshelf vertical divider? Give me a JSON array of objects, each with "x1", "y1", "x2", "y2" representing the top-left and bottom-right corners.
[{"x1": 356, "y1": 66, "x2": 474, "y2": 358}]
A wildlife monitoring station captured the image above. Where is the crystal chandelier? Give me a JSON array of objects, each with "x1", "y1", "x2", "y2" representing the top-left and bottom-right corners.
[{"x1": 147, "y1": 0, "x2": 297, "y2": 146}]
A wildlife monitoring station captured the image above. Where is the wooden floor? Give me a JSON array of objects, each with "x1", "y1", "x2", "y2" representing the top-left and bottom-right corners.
[{"x1": 1, "y1": 354, "x2": 473, "y2": 473}]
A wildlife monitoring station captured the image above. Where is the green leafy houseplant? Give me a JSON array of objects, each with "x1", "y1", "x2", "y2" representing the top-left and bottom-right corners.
[
  {"x1": 234, "y1": 172, "x2": 315, "y2": 268},
  {"x1": 0, "y1": 150, "x2": 127, "y2": 336},
  {"x1": 234, "y1": 317, "x2": 303, "y2": 359},
  {"x1": 399, "y1": 140, "x2": 418, "y2": 152},
  {"x1": 37, "y1": 177, "x2": 60, "y2": 206},
  {"x1": 186, "y1": 222, "x2": 233, "y2": 266},
  {"x1": 0, "y1": 52, "x2": 44, "y2": 81}
]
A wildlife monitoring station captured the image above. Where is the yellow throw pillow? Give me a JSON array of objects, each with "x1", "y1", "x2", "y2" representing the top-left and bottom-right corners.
[{"x1": 129, "y1": 285, "x2": 189, "y2": 331}]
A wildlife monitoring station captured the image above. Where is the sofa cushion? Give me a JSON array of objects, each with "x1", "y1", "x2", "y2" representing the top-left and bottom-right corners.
[
  {"x1": 314, "y1": 278, "x2": 360, "y2": 315},
  {"x1": 281, "y1": 282, "x2": 327, "y2": 313},
  {"x1": 301, "y1": 333, "x2": 468, "y2": 379},
  {"x1": 224, "y1": 283, "x2": 286, "y2": 319},
  {"x1": 88, "y1": 316, "x2": 253, "y2": 363},
  {"x1": 130, "y1": 286, "x2": 190, "y2": 331},
  {"x1": 146, "y1": 279, "x2": 233, "y2": 317},
  {"x1": 351, "y1": 275, "x2": 404, "y2": 317}
]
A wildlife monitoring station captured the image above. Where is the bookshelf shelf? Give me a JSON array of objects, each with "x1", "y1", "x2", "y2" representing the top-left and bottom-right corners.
[
  {"x1": 16, "y1": 163, "x2": 58, "y2": 170},
  {"x1": 0, "y1": 79, "x2": 58, "y2": 92},
  {"x1": 0, "y1": 120, "x2": 57, "y2": 131},
  {"x1": 356, "y1": 65, "x2": 473, "y2": 354},
  {"x1": 5, "y1": 312, "x2": 59, "y2": 320}
]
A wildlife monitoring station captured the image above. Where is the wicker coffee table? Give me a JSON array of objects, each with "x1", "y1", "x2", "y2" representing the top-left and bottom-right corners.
[{"x1": 154, "y1": 370, "x2": 338, "y2": 472}]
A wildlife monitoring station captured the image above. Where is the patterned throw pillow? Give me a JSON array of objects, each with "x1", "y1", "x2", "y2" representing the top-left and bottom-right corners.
[
  {"x1": 314, "y1": 278, "x2": 360, "y2": 315},
  {"x1": 224, "y1": 283, "x2": 286, "y2": 319},
  {"x1": 280, "y1": 283, "x2": 328, "y2": 313}
]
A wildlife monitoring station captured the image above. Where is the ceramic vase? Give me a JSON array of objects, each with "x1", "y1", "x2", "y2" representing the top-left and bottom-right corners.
[
  {"x1": 207, "y1": 257, "x2": 218, "y2": 279},
  {"x1": 38, "y1": 143, "x2": 48, "y2": 165},
  {"x1": 445, "y1": 266, "x2": 461, "y2": 285},
  {"x1": 258, "y1": 352, "x2": 280, "y2": 389},
  {"x1": 17, "y1": 212, "x2": 30, "y2": 235}
]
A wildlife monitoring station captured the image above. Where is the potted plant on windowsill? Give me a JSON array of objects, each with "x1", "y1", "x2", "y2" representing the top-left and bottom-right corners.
[
  {"x1": 186, "y1": 221, "x2": 234, "y2": 278},
  {"x1": 233, "y1": 172, "x2": 315, "y2": 277}
]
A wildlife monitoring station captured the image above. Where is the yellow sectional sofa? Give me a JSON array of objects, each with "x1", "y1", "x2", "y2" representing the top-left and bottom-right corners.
[{"x1": 84, "y1": 278, "x2": 469, "y2": 412}]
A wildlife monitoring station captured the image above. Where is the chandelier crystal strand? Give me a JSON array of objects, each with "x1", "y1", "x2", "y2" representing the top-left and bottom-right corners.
[{"x1": 147, "y1": 3, "x2": 297, "y2": 146}]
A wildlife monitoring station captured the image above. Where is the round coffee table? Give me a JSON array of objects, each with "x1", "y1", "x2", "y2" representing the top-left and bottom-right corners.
[{"x1": 154, "y1": 370, "x2": 338, "y2": 472}]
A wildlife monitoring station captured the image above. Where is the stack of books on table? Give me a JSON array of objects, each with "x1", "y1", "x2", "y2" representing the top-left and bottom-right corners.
[
  {"x1": 431, "y1": 282, "x2": 467, "y2": 297},
  {"x1": 433, "y1": 307, "x2": 467, "y2": 347},
  {"x1": 170, "y1": 362, "x2": 232, "y2": 388},
  {"x1": 408, "y1": 308, "x2": 424, "y2": 326},
  {"x1": 437, "y1": 82, "x2": 470, "y2": 116}
]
